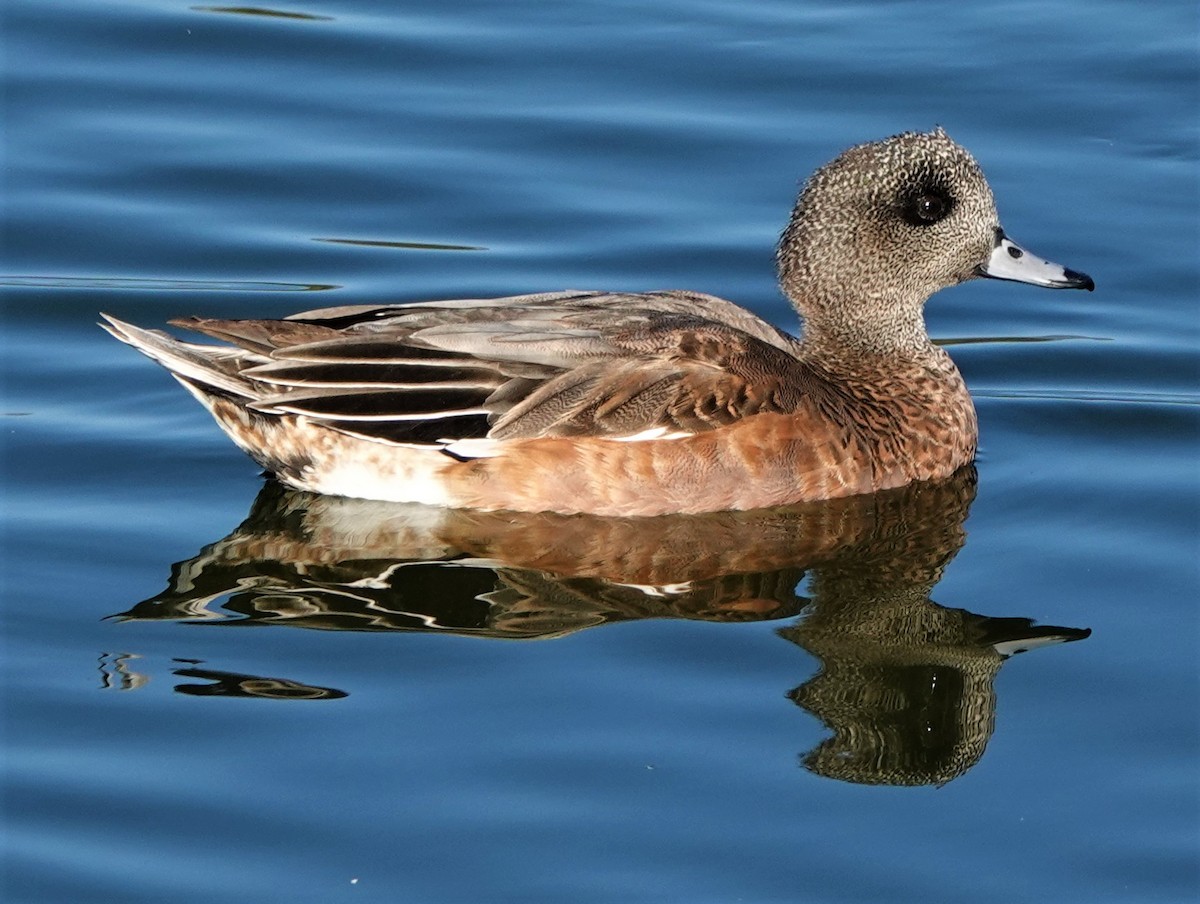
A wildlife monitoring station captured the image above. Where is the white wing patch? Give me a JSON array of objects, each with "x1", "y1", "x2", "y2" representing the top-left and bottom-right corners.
[
  {"x1": 614, "y1": 581, "x2": 695, "y2": 597},
  {"x1": 440, "y1": 426, "x2": 694, "y2": 461},
  {"x1": 440, "y1": 438, "x2": 504, "y2": 459},
  {"x1": 612, "y1": 427, "x2": 694, "y2": 442}
]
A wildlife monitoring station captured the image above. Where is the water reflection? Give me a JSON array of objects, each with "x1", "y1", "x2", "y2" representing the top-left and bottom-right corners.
[
  {"x1": 97, "y1": 653, "x2": 346, "y2": 699},
  {"x1": 171, "y1": 664, "x2": 348, "y2": 700},
  {"x1": 781, "y1": 566, "x2": 1087, "y2": 786},
  {"x1": 112, "y1": 467, "x2": 1089, "y2": 784}
]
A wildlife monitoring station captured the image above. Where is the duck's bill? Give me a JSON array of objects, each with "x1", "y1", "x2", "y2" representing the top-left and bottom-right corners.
[{"x1": 977, "y1": 229, "x2": 1094, "y2": 291}]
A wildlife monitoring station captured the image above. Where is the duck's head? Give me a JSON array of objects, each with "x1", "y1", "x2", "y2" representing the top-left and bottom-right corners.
[{"x1": 777, "y1": 128, "x2": 1093, "y2": 353}]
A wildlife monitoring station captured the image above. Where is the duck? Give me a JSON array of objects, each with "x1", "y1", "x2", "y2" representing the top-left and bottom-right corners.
[{"x1": 102, "y1": 128, "x2": 1093, "y2": 517}]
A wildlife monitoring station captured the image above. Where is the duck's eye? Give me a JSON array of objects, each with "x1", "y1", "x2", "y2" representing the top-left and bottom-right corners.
[{"x1": 903, "y1": 190, "x2": 954, "y2": 226}]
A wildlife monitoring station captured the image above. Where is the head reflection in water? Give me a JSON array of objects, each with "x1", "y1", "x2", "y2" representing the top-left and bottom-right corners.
[
  {"x1": 769, "y1": 467, "x2": 1089, "y2": 786},
  {"x1": 784, "y1": 603, "x2": 1087, "y2": 787},
  {"x1": 112, "y1": 465, "x2": 1088, "y2": 786}
]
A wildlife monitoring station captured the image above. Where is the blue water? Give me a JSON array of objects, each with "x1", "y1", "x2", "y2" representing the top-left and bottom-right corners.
[{"x1": 3, "y1": 1, "x2": 1198, "y2": 902}]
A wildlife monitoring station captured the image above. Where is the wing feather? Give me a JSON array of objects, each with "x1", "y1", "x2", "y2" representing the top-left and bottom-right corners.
[
  {"x1": 243, "y1": 360, "x2": 504, "y2": 391},
  {"x1": 130, "y1": 290, "x2": 812, "y2": 449},
  {"x1": 250, "y1": 387, "x2": 491, "y2": 422}
]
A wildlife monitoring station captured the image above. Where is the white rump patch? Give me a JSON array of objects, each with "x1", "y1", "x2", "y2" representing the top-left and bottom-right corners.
[{"x1": 305, "y1": 447, "x2": 454, "y2": 507}]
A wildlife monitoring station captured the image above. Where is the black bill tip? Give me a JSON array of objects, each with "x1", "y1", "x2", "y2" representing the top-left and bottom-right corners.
[{"x1": 1062, "y1": 268, "x2": 1095, "y2": 292}]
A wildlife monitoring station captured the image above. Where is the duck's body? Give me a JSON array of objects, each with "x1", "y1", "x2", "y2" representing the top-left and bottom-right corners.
[{"x1": 103, "y1": 129, "x2": 1092, "y2": 516}]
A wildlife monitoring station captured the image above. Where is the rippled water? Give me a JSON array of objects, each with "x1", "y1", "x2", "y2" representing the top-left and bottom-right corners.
[{"x1": 4, "y1": 1, "x2": 1198, "y2": 902}]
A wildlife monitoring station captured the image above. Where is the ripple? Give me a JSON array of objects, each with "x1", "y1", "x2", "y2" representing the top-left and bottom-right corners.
[
  {"x1": 0, "y1": 275, "x2": 339, "y2": 292},
  {"x1": 190, "y1": 6, "x2": 334, "y2": 21},
  {"x1": 313, "y1": 237, "x2": 488, "y2": 252},
  {"x1": 937, "y1": 334, "x2": 1110, "y2": 346},
  {"x1": 975, "y1": 387, "x2": 1199, "y2": 406}
]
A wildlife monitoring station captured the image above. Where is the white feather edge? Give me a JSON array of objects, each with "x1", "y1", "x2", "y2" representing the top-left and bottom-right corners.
[{"x1": 440, "y1": 425, "x2": 693, "y2": 459}]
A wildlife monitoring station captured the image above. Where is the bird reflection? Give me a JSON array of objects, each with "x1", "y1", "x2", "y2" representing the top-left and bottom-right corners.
[
  {"x1": 781, "y1": 572, "x2": 1086, "y2": 786},
  {"x1": 111, "y1": 466, "x2": 1088, "y2": 785},
  {"x1": 171, "y1": 664, "x2": 347, "y2": 700}
]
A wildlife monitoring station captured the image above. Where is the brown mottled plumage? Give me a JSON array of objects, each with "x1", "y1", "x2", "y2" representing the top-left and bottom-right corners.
[{"x1": 101, "y1": 129, "x2": 1093, "y2": 515}]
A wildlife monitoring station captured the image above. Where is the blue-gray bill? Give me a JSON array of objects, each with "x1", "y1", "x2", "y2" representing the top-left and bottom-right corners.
[{"x1": 977, "y1": 228, "x2": 1095, "y2": 291}]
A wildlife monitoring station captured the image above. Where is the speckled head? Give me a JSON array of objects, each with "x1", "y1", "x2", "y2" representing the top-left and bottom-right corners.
[{"x1": 777, "y1": 128, "x2": 1093, "y2": 354}]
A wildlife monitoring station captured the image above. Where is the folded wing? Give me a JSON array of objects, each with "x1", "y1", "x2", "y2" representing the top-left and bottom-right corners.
[{"x1": 113, "y1": 290, "x2": 813, "y2": 452}]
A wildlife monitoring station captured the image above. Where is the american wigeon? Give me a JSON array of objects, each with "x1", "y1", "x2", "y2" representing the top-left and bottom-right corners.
[{"x1": 102, "y1": 128, "x2": 1093, "y2": 516}]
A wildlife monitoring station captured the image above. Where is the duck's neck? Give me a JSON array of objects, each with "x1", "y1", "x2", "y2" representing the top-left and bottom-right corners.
[{"x1": 795, "y1": 295, "x2": 938, "y2": 367}]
